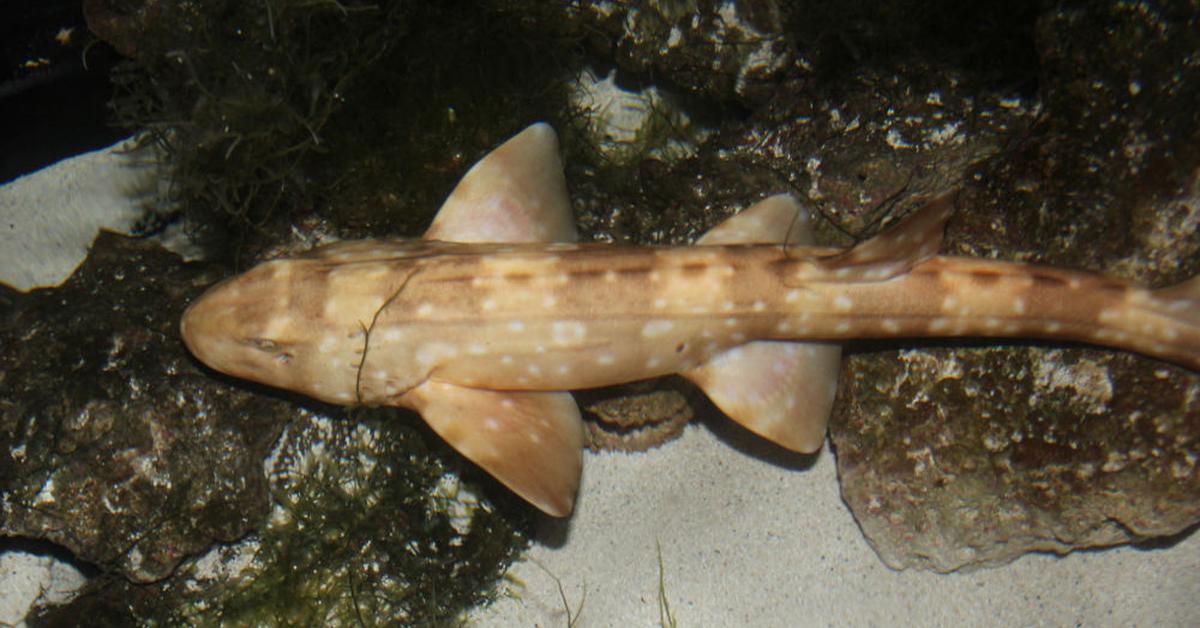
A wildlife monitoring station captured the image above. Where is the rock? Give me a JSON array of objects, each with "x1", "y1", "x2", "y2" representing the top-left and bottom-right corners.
[
  {"x1": 1, "y1": 232, "x2": 288, "y2": 583},
  {"x1": 829, "y1": 1, "x2": 1200, "y2": 572}
]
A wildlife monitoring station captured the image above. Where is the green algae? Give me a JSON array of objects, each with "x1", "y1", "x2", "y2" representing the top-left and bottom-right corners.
[
  {"x1": 109, "y1": 0, "x2": 583, "y2": 257},
  {"x1": 33, "y1": 409, "x2": 529, "y2": 625},
  {"x1": 171, "y1": 410, "x2": 528, "y2": 626}
]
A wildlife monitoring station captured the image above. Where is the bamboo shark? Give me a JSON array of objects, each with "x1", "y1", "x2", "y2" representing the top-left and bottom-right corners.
[{"x1": 181, "y1": 123, "x2": 1200, "y2": 517}]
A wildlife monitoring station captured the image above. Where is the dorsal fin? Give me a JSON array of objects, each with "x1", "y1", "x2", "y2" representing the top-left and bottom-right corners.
[
  {"x1": 698, "y1": 194, "x2": 814, "y2": 245},
  {"x1": 810, "y1": 190, "x2": 957, "y2": 282},
  {"x1": 423, "y1": 123, "x2": 578, "y2": 244},
  {"x1": 402, "y1": 381, "x2": 583, "y2": 517}
]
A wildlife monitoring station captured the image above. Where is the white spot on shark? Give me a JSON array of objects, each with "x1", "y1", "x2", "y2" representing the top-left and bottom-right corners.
[
  {"x1": 416, "y1": 342, "x2": 458, "y2": 366},
  {"x1": 642, "y1": 320, "x2": 675, "y2": 337},
  {"x1": 552, "y1": 321, "x2": 586, "y2": 344}
]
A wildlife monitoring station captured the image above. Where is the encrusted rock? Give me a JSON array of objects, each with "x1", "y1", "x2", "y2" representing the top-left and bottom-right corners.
[
  {"x1": 582, "y1": 382, "x2": 694, "y2": 452},
  {"x1": 829, "y1": 1, "x2": 1200, "y2": 572},
  {"x1": 1, "y1": 232, "x2": 289, "y2": 582}
]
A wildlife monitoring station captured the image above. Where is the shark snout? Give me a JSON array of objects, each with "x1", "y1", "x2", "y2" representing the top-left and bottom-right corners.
[{"x1": 180, "y1": 284, "x2": 238, "y2": 369}]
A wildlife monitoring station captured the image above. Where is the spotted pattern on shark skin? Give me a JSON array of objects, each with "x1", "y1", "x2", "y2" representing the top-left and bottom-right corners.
[{"x1": 181, "y1": 123, "x2": 1200, "y2": 517}]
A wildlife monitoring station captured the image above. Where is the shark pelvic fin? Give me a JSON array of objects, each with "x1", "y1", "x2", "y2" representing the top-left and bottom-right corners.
[
  {"x1": 402, "y1": 381, "x2": 583, "y2": 517},
  {"x1": 693, "y1": 195, "x2": 839, "y2": 452},
  {"x1": 699, "y1": 194, "x2": 815, "y2": 245},
  {"x1": 811, "y1": 190, "x2": 957, "y2": 282},
  {"x1": 424, "y1": 122, "x2": 578, "y2": 244},
  {"x1": 683, "y1": 341, "x2": 841, "y2": 453}
]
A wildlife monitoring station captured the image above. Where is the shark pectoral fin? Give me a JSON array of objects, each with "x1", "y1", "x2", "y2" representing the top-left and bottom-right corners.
[
  {"x1": 698, "y1": 194, "x2": 815, "y2": 246},
  {"x1": 402, "y1": 381, "x2": 583, "y2": 517},
  {"x1": 424, "y1": 123, "x2": 578, "y2": 244},
  {"x1": 812, "y1": 190, "x2": 958, "y2": 282},
  {"x1": 683, "y1": 341, "x2": 841, "y2": 453}
]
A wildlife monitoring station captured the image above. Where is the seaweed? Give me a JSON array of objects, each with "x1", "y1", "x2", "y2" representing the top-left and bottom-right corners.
[
  {"x1": 108, "y1": 0, "x2": 583, "y2": 259},
  {"x1": 173, "y1": 410, "x2": 529, "y2": 625}
]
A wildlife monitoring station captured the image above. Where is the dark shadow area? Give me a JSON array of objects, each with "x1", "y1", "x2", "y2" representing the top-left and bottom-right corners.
[
  {"x1": 694, "y1": 389, "x2": 822, "y2": 473},
  {"x1": 0, "y1": 1, "x2": 126, "y2": 183},
  {"x1": 0, "y1": 535, "x2": 101, "y2": 579},
  {"x1": 1129, "y1": 520, "x2": 1200, "y2": 552},
  {"x1": 841, "y1": 335, "x2": 1151, "y2": 360},
  {"x1": 790, "y1": 0, "x2": 1043, "y2": 94}
]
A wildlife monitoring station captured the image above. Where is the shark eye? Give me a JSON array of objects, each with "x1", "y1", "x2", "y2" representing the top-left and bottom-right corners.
[
  {"x1": 244, "y1": 337, "x2": 281, "y2": 352},
  {"x1": 242, "y1": 337, "x2": 294, "y2": 365}
]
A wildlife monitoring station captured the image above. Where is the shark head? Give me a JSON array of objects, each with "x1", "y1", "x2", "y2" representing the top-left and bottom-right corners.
[
  {"x1": 185, "y1": 219, "x2": 490, "y2": 407},
  {"x1": 181, "y1": 250, "x2": 410, "y2": 405},
  {"x1": 181, "y1": 259, "x2": 320, "y2": 394}
]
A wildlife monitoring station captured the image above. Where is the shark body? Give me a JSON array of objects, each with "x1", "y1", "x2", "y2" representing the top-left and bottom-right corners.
[{"x1": 181, "y1": 123, "x2": 1200, "y2": 516}]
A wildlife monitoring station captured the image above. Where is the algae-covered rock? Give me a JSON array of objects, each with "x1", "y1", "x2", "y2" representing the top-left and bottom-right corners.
[
  {"x1": 31, "y1": 409, "x2": 527, "y2": 625},
  {"x1": 835, "y1": 346, "x2": 1200, "y2": 572},
  {"x1": 107, "y1": 0, "x2": 583, "y2": 258},
  {"x1": 1, "y1": 232, "x2": 286, "y2": 582},
  {"x1": 2, "y1": 233, "x2": 527, "y2": 621},
  {"x1": 575, "y1": 0, "x2": 800, "y2": 107},
  {"x1": 829, "y1": 1, "x2": 1200, "y2": 572}
]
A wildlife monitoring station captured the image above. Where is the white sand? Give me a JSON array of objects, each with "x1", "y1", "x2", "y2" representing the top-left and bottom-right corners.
[
  {"x1": 473, "y1": 423, "x2": 1200, "y2": 626},
  {"x1": 4, "y1": 144, "x2": 1198, "y2": 626},
  {"x1": 0, "y1": 140, "x2": 159, "y2": 291}
]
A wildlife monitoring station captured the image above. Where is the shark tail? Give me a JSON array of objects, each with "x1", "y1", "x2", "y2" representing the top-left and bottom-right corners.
[{"x1": 1144, "y1": 275, "x2": 1200, "y2": 370}]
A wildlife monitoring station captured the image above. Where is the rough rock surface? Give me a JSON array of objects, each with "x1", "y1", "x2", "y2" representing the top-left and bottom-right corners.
[
  {"x1": 0, "y1": 232, "x2": 289, "y2": 582},
  {"x1": 828, "y1": 2, "x2": 1200, "y2": 572},
  {"x1": 1, "y1": 232, "x2": 528, "y2": 623}
]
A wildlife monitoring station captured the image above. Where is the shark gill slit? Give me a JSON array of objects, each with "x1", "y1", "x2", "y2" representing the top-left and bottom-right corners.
[{"x1": 355, "y1": 267, "x2": 421, "y2": 404}]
